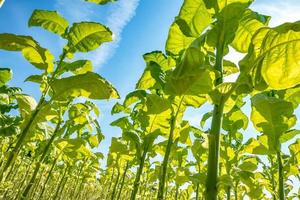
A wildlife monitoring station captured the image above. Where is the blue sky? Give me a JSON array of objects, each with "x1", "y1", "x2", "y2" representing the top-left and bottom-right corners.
[{"x1": 1, "y1": 0, "x2": 300, "y2": 166}]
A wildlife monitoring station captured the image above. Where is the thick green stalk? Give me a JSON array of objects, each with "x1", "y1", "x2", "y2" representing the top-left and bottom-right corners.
[
  {"x1": 205, "y1": 31, "x2": 225, "y2": 200},
  {"x1": 116, "y1": 162, "x2": 129, "y2": 200},
  {"x1": 21, "y1": 121, "x2": 61, "y2": 200},
  {"x1": 157, "y1": 117, "x2": 175, "y2": 200},
  {"x1": 111, "y1": 170, "x2": 120, "y2": 200},
  {"x1": 52, "y1": 166, "x2": 68, "y2": 200},
  {"x1": 0, "y1": 96, "x2": 45, "y2": 181},
  {"x1": 175, "y1": 184, "x2": 179, "y2": 200},
  {"x1": 37, "y1": 155, "x2": 59, "y2": 200},
  {"x1": 130, "y1": 147, "x2": 147, "y2": 200},
  {"x1": 0, "y1": 51, "x2": 67, "y2": 179},
  {"x1": 196, "y1": 183, "x2": 200, "y2": 200},
  {"x1": 277, "y1": 151, "x2": 285, "y2": 200},
  {"x1": 157, "y1": 97, "x2": 184, "y2": 200},
  {"x1": 105, "y1": 167, "x2": 116, "y2": 199},
  {"x1": 269, "y1": 156, "x2": 277, "y2": 200}
]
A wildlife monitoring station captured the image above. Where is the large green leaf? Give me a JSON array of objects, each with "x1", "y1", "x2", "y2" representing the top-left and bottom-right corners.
[
  {"x1": 136, "y1": 62, "x2": 164, "y2": 90},
  {"x1": 176, "y1": 0, "x2": 212, "y2": 37},
  {"x1": 143, "y1": 51, "x2": 175, "y2": 71},
  {"x1": 208, "y1": 2, "x2": 251, "y2": 48},
  {"x1": 0, "y1": 68, "x2": 12, "y2": 87},
  {"x1": 166, "y1": 68, "x2": 215, "y2": 96},
  {"x1": 244, "y1": 135, "x2": 271, "y2": 155},
  {"x1": 139, "y1": 95, "x2": 172, "y2": 135},
  {"x1": 51, "y1": 72, "x2": 119, "y2": 100},
  {"x1": 28, "y1": 9, "x2": 69, "y2": 36},
  {"x1": 165, "y1": 0, "x2": 212, "y2": 55},
  {"x1": 166, "y1": 22, "x2": 195, "y2": 56},
  {"x1": 231, "y1": 9, "x2": 270, "y2": 53},
  {"x1": 241, "y1": 21, "x2": 300, "y2": 90},
  {"x1": 251, "y1": 93, "x2": 296, "y2": 149},
  {"x1": 55, "y1": 138, "x2": 92, "y2": 161},
  {"x1": 0, "y1": 34, "x2": 54, "y2": 72},
  {"x1": 123, "y1": 90, "x2": 146, "y2": 107},
  {"x1": 57, "y1": 60, "x2": 93, "y2": 75},
  {"x1": 67, "y1": 22, "x2": 112, "y2": 52},
  {"x1": 15, "y1": 94, "x2": 37, "y2": 119}
]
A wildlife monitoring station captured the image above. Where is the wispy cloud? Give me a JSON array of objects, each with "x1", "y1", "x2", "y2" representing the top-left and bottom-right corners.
[
  {"x1": 55, "y1": 0, "x2": 140, "y2": 69},
  {"x1": 89, "y1": 0, "x2": 140, "y2": 67},
  {"x1": 252, "y1": 0, "x2": 300, "y2": 26}
]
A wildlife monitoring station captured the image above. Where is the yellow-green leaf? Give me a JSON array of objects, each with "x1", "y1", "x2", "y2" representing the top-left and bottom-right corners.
[
  {"x1": 67, "y1": 22, "x2": 112, "y2": 52},
  {"x1": 29, "y1": 10, "x2": 69, "y2": 36}
]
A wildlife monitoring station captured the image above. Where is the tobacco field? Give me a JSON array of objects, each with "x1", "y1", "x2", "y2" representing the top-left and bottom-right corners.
[{"x1": 0, "y1": 0, "x2": 299, "y2": 199}]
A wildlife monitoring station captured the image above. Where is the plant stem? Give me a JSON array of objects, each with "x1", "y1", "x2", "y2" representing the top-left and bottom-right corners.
[
  {"x1": 52, "y1": 166, "x2": 68, "y2": 200},
  {"x1": 196, "y1": 183, "x2": 200, "y2": 200},
  {"x1": 277, "y1": 151, "x2": 285, "y2": 200},
  {"x1": 157, "y1": 96, "x2": 184, "y2": 200},
  {"x1": 0, "y1": 51, "x2": 67, "y2": 180},
  {"x1": 116, "y1": 162, "x2": 129, "y2": 200},
  {"x1": 130, "y1": 147, "x2": 147, "y2": 200},
  {"x1": 205, "y1": 30, "x2": 225, "y2": 200},
  {"x1": 21, "y1": 121, "x2": 61, "y2": 200},
  {"x1": 111, "y1": 169, "x2": 120, "y2": 200},
  {"x1": 37, "y1": 155, "x2": 59, "y2": 200},
  {"x1": 157, "y1": 117, "x2": 175, "y2": 200}
]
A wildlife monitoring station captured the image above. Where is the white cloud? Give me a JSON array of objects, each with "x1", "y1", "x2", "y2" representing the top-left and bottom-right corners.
[
  {"x1": 55, "y1": 0, "x2": 140, "y2": 69},
  {"x1": 252, "y1": 0, "x2": 300, "y2": 26},
  {"x1": 89, "y1": 0, "x2": 140, "y2": 67}
]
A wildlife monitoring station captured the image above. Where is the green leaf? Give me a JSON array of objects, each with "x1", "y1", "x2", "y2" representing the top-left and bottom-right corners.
[
  {"x1": 251, "y1": 93, "x2": 296, "y2": 149},
  {"x1": 88, "y1": 135, "x2": 100, "y2": 148},
  {"x1": 110, "y1": 117, "x2": 132, "y2": 130},
  {"x1": 123, "y1": 90, "x2": 146, "y2": 107},
  {"x1": 0, "y1": 68, "x2": 12, "y2": 87},
  {"x1": 242, "y1": 21, "x2": 300, "y2": 90},
  {"x1": 279, "y1": 129, "x2": 300, "y2": 143},
  {"x1": 166, "y1": 22, "x2": 195, "y2": 56},
  {"x1": 111, "y1": 103, "x2": 130, "y2": 115},
  {"x1": 55, "y1": 138, "x2": 92, "y2": 161},
  {"x1": 24, "y1": 74, "x2": 44, "y2": 84},
  {"x1": 166, "y1": 68, "x2": 215, "y2": 96},
  {"x1": 28, "y1": 9, "x2": 69, "y2": 36},
  {"x1": 223, "y1": 107, "x2": 248, "y2": 131},
  {"x1": 123, "y1": 131, "x2": 142, "y2": 159},
  {"x1": 139, "y1": 95, "x2": 172, "y2": 135},
  {"x1": 239, "y1": 157, "x2": 258, "y2": 172},
  {"x1": 208, "y1": 82, "x2": 236, "y2": 105},
  {"x1": 136, "y1": 62, "x2": 165, "y2": 90},
  {"x1": 176, "y1": 0, "x2": 212, "y2": 37},
  {"x1": 231, "y1": 9, "x2": 270, "y2": 53},
  {"x1": 223, "y1": 60, "x2": 239, "y2": 76},
  {"x1": 84, "y1": 0, "x2": 116, "y2": 5},
  {"x1": 212, "y1": 2, "x2": 251, "y2": 47},
  {"x1": 143, "y1": 51, "x2": 175, "y2": 71},
  {"x1": 15, "y1": 94, "x2": 37, "y2": 119},
  {"x1": 51, "y1": 72, "x2": 119, "y2": 100},
  {"x1": 243, "y1": 136, "x2": 271, "y2": 155},
  {"x1": 200, "y1": 112, "x2": 212, "y2": 128},
  {"x1": 58, "y1": 60, "x2": 93, "y2": 75},
  {"x1": 0, "y1": 34, "x2": 54, "y2": 72},
  {"x1": 67, "y1": 22, "x2": 112, "y2": 52},
  {"x1": 289, "y1": 139, "x2": 300, "y2": 164}
]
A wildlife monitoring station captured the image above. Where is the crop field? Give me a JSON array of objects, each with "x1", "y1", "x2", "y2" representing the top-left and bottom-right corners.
[{"x1": 0, "y1": 0, "x2": 299, "y2": 199}]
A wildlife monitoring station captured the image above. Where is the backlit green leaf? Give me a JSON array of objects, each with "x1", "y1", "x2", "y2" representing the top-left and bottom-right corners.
[
  {"x1": 29, "y1": 9, "x2": 69, "y2": 36},
  {"x1": 51, "y1": 72, "x2": 119, "y2": 100},
  {"x1": 0, "y1": 68, "x2": 12, "y2": 87},
  {"x1": 67, "y1": 22, "x2": 112, "y2": 52}
]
